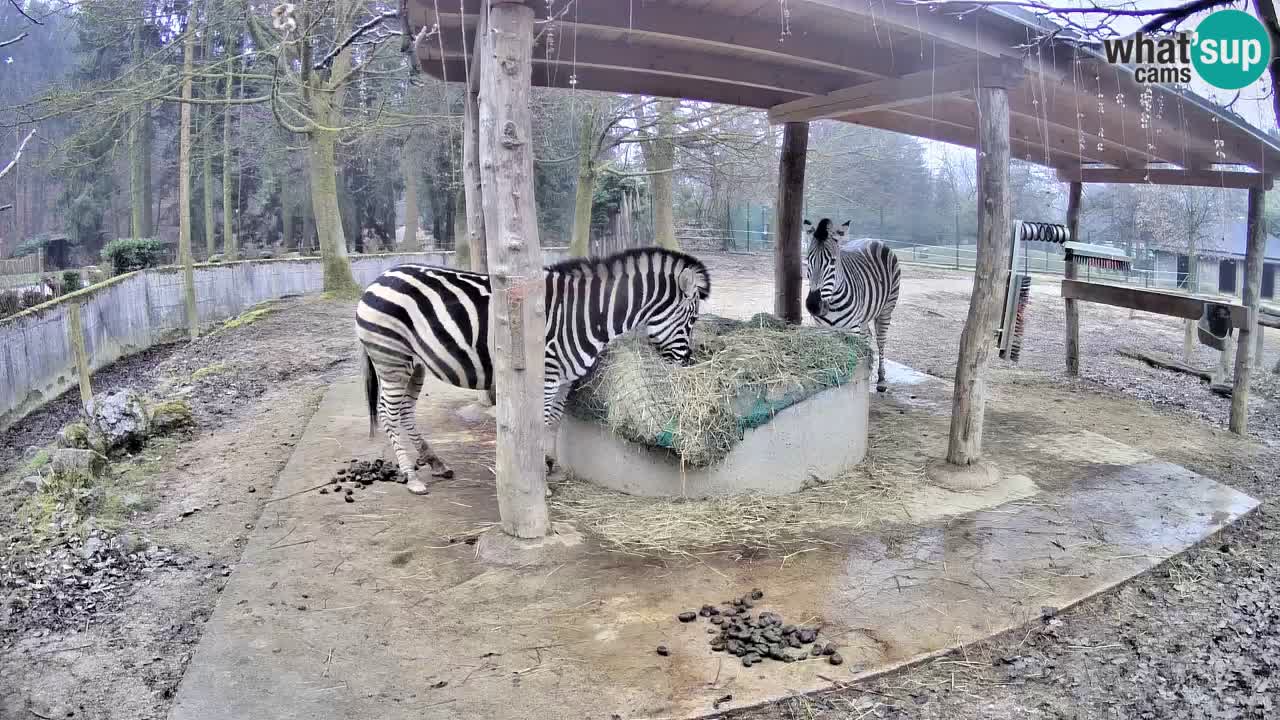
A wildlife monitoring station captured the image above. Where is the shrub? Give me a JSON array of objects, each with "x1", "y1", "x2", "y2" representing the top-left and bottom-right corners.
[
  {"x1": 62, "y1": 270, "x2": 83, "y2": 293},
  {"x1": 20, "y1": 289, "x2": 46, "y2": 308},
  {"x1": 0, "y1": 291, "x2": 20, "y2": 319},
  {"x1": 101, "y1": 238, "x2": 163, "y2": 275}
]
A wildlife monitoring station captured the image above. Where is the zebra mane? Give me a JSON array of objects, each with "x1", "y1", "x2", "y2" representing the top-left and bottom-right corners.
[{"x1": 545, "y1": 247, "x2": 711, "y2": 299}]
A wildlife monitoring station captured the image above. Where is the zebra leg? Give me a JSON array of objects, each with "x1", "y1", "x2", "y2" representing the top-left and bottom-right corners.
[
  {"x1": 373, "y1": 363, "x2": 427, "y2": 494},
  {"x1": 403, "y1": 365, "x2": 454, "y2": 481},
  {"x1": 541, "y1": 381, "x2": 570, "y2": 497},
  {"x1": 873, "y1": 313, "x2": 892, "y2": 392}
]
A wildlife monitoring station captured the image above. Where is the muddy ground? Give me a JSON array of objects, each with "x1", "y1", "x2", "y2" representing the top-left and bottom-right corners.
[{"x1": 1, "y1": 256, "x2": 1278, "y2": 719}]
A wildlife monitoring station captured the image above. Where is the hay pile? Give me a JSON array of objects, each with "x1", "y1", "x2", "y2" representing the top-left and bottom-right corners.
[
  {"x1": 565, "y1": 313, "x2": 871, "y2": 467},
  {"x1": 548, "y1": 429, "x2": 926, "y2": 557}
]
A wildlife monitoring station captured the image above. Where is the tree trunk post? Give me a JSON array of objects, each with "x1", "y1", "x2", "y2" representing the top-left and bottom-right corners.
[
  {"x1": 178, "y1": 11, "x2": 199, "y2": 341},
  {"x1": 946, "y1": 86, "x2": 1012, "y2": 467},
  {"x1": 774, "y1": 121, "x2": 808, "y2": 325},
  {"x1": 1064, "y1": 181, "x2": 1082, "y2": 376},
  {"x1": 1256, "y1": 326, "x2": 1265, "y2": 370},
  {"x1": 222, "y1": 37, "x2": 237, "y2": 260},
  {"x1": 401, "y1": 142, "x2": 421, "y2": 251},
  {"x1": 478, "y1": 1, "x2": 548, "y2": 539},
  {"x1": 463, "y1": 32, "x2": 488, "y2": 272},
  {"x1": 67, "y1": 303, "x2": 93, "y2": 411},
  {"x1": 1230, "y1": 187, "x2": 1266, "y2": 434}
]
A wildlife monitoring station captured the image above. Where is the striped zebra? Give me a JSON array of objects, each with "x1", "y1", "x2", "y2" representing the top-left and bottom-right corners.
[
  {"x1": 356, "y1": 247, "x2": 712, "y2": 495},
  {"x1": 803, "y1": 218, "x2": 902, "y2": 393}
]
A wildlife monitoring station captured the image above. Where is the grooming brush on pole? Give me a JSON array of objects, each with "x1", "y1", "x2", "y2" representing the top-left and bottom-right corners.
[
  {"x1": 1062, "y1": 241, "x2": 1133, "y2": 273},
  {"x1": 997, "y1": 221, "x2": 1067, "y2": 362}
]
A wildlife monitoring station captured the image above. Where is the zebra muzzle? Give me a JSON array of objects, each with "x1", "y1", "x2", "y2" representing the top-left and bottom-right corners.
[{"x1": 805, "y1": 290, "x2": 828, "y2": 317}]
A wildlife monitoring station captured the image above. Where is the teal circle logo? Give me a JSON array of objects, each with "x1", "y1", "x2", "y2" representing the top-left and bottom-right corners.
[{"x1": 1192, "y1": 10, "x2": 1271, "y2": 90}]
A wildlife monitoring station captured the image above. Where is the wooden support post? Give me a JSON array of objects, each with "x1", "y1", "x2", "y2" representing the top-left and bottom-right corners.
[
  {"x1": 177, "y1": 8, "x2": 199, "y2": 342},
  {"x1": 1064, "y1": 181, "x2": 1082, "y2": 376},
  {"x1": 463, "y1": 1, "x2": 487, "y2": 274},
  {"x1": 66, "y1": 304, "x2": 93, "y2": 410},
  {"x1": 1230, "y1": 188, "x2": 1266, "y2": 434},
  {"x1": 478, "y1": 1, "x2": 548, "y2": 538},
  {"x1": 774, "y1": 121, "x2": 808, "y2": 325},
  {"x1": 946, "y1": 86, "x2": 1011, "y2": 467},
  {"x1": 1216, "y1": 336, "x2": 1234, "y2": 384}
]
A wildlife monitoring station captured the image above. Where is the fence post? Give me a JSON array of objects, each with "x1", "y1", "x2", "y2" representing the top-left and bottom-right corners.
[{"x1": 67, "y1": 304, "x2": 93, "y2": 411}]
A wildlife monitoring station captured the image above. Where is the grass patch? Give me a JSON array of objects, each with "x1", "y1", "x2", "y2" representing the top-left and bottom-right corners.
[
  {"x1": 16, "y1": 437, "x2": 177, "y2": 543},
  {"x1": 23, "y1": 448, "x2": 51, "y2": 473},
  {"x1": 220, "y1": 302, "x2": 276, "y2": 331},
  {"x1": 191, "y1": 362, "x2": 229, "y2": 381}
]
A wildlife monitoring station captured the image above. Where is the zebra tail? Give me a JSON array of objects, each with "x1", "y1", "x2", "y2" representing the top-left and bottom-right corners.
[{"x1": 363, "y1": 349, "x2": 378, "y2": 438}]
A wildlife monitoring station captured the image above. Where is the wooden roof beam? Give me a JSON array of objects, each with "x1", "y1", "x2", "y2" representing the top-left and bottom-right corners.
[
  {"x1": 857, "y1": 96, "x2": 1131, "y2": 168},
  {"x1": 425, "y1": 0, "x2": 921, "y2": 82},
  {"x1": 1056, "y1": 167, "x2": 1275, "y2": 190},
  {"x1": 849, "y1": 109, "x2": 1089, "y2": 170},
  {"x1": 768, "y1": 58, "x2": 1024, "y2": 125},
  {"x1": 805, "y1": 0, "x2": 1018, "y2": 59},
  {"x1": 425, "y1": 57, "x2": 809, "y2": 109},
  {"x1": 442, "y1": 29, "x2": 868, "y2": 100},
  {"x1": 1006, "y1": 83, "x2": 1215, "y2": 170}
]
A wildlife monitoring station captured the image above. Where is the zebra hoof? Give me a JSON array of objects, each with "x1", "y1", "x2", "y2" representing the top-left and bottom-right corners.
[
  {"x1": 406, "y1": 477, "x2": 430, "y2": 495},
  {"x1": 432, "y1": 468, "x2": 454, "y2": 479},
  {"x1": 876, "y1": 384, "x2": 888, "y2": 393}
]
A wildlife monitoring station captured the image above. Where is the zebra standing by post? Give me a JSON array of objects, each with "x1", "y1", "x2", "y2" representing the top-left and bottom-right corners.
[
  {"x1": 804, "y1": 218, "x2": 902, "y2": 392},
  {"x1": 356, "y1": 247, "x2": 712, "y2": 495}
]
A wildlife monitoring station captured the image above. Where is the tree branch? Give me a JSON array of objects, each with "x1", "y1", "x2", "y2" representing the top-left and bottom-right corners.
[
  {"x1": 0, "y1": 31, "x2": 27, "y2": 48},
  {"x1": 9, "y1": 0, "x2": 41, "y2": 25},
  {"x1": 0, "y1": 129, "x2": 36, "y2": 181},
  {"x1": 1139, "y1": 0, "x2": 1235, "y2": 32},
  {"x1": 315, "y1": 9, "x2": 397, "y2": 69}
]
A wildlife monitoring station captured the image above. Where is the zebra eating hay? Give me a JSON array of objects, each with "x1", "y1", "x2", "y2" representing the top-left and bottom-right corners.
[
  {"x1": 356, "y1": 247, "x2": 712, "y2": 495},
  {"x1": 803, "y1": 218, "x2": 901, "y2": 393}
]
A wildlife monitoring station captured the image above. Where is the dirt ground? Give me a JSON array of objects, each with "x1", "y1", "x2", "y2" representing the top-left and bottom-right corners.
[{"x1": 2, "y1": 256, "x2": 1278, "y2": 719}]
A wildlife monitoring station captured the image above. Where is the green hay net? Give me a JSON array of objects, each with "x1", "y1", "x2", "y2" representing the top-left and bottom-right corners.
[{"x1": 565, "y1": 313, "x2": 871, "y2": 467}]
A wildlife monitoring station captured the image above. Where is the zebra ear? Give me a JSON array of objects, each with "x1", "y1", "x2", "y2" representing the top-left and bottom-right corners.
[
  {"x1": 836, "y1": 220, "x2": 849, "y2": 237},
  {"x1": 677, "y1": 268, "x2": 698, "y2": 297}
]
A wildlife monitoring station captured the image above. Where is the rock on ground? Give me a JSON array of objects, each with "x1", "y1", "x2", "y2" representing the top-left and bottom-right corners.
[
  {"x1": 49, "y1": 448, "x2": 108, "y2": 480},
  {"x1": 87, "y1": 389, "x2": 150, "y2": 454}
]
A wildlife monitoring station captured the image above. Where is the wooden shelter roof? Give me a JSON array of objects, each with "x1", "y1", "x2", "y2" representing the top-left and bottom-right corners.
[{"x1": 407, "y1": 0, "x2": 1280, "y2": 185}]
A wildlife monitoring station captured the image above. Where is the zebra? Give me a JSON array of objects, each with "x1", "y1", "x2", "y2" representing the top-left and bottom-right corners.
[
  {"x1": 803, "y1": 218, "x2": 901, "y2": 393},
  {"x1": 356, "y1": 247, "x2": 712, "y2": 495}
]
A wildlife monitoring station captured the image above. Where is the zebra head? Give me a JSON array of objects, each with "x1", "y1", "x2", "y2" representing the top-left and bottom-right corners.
[
  {"x1": 644, "y1": 253, "x2": 711, "y2": 366},
  {"x1": 804, "y1": 218, "x2": 849, "y2": 318}
]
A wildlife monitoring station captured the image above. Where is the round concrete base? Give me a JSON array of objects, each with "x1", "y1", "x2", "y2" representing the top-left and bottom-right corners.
[
  {"x1": 474, "y1": 522, "x2": 586, "y2": 567},
  {"x1": 554, "y1": 365, "x2": 870, "y2": 498},
  {"x1": 925, "y1": 459, "x2": 1001, "y2": 492}
]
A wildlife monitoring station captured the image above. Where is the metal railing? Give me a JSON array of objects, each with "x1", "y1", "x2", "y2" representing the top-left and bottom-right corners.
[{"x1": 880, "y1": 239, "x2": 1230, "y2": 294}]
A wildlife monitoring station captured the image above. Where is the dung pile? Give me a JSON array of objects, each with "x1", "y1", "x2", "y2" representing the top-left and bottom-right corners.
[
  {"x1": 319, "y1": 458, "x2": 405, "y2": 502},
  {"x1": 659, "y1": 588, "x2": 842, "y2": 668},
  {"x1": 566, "y1": 313, "x2": 869, "y2": 467}
]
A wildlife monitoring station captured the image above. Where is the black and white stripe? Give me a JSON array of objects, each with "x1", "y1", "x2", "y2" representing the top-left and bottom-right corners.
[
  {"x1": 803, "y1": 218, "x2": 902, "y2": 392},
  {"x1": 356, "y1": 247, "x2": 711, "y2": 494}
]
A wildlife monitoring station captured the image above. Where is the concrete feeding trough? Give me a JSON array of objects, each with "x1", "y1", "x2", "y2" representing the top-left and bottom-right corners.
[
  {"x1": 555, "y1": 314, "x2": 873, "y2": 498},
  {"x1": 555, "y1": 361, "x2": 870, "y2": 497}
]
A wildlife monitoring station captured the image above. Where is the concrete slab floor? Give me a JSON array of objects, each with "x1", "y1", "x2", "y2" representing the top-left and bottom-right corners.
[{"x1": 168, "y1": 367, "x2": 1259, "y2": 720}]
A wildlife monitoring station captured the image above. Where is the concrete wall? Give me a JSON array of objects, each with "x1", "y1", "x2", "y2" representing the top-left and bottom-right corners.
[{"x1": 0, "y1": 249, "x2": 569, "y2": 432}]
